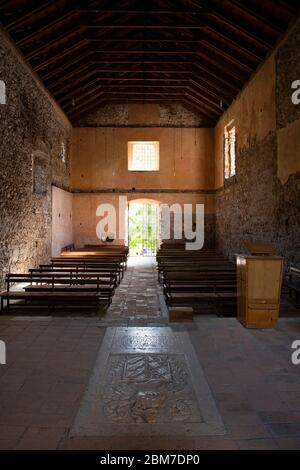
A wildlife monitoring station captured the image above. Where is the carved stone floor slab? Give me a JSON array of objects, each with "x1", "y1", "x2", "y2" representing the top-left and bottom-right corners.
[{"x1": 71, "y1": 327, "x2": 226, "y2": 437}]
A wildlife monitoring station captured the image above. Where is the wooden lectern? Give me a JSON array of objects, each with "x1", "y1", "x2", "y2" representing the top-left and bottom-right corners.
[{"x1": 236, "y1": 242, "x2": 283, "y2": 328}]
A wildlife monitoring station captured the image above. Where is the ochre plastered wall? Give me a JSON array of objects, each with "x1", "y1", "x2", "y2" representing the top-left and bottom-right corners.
[
  {"x1": 72, "y1": 193, "x2": 215, "y2": 248},
  {"x1": 71, "y1": 127, "x2": 215, "y2": 191},
  {"x1": 71, "y1": 122, "x2": 216, "y2": 247}
]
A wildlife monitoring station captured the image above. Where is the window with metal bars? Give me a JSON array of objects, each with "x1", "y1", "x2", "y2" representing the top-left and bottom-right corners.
[{"x1": 128, "y1": 141, "x2": 159, "y2": 171}]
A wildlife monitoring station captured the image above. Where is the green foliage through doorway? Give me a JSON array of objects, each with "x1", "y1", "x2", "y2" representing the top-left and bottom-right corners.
[{"x1": 129, "y1": 203, "x2": 157, "y2": 256}]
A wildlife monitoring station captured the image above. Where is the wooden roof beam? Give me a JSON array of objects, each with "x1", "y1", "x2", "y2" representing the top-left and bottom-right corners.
[
  {"x1": 195, "y1": 50, "x2": 248, "y2": 83},
  {"x1": 51, "y1": 71, "x2": 99, "y2": 98},
  {"x1": 182, "y1": 97, "x2": 216, "y2": 121},
  {"x1": 190, "y1": 0, "x2": 274, "y2": 49},
  {"x1": 62, "y1": 78, "x2": 229, "y2": 103},
  {"x1": 25, "y1": 26, "x2": 86, "y2": 61},
  {"x1": 189, "y1": 80, "x2": 232, "y2": 104},
  {"x1": 60, "y1": 83, "x2": 189, "y2": 107},
  {"x1": 186, "y1": 87, "x2": 223, "y2": 113},
  {"x1": 80, "y1": 9, "x2": 208, "y2": 15},
  {"x1": 68, "y1": 99, "x2": 108, "y2": 122},
  {"x1": 32, "y1": 40, "x2": 90, "y2": 72},
  {"x1": 185, "y1": 92, "x2": 221, "y2": 117},
  {"x1": 15, "y1": 10, "x2": 80, "y2": 47},
  {"x1": 39, "y1": 52, "x2": 93, "y2": 81},
  {"x1": 67, "y1": 89, "x2": 106, "y2": 115},
  {"x1": 46, "y1": 63, "x2": 94, "y2": 91},
  {"x1": 3, "y1": 1, "x2": 54, "y2": 31},
  {"x1": 227, "y1": 0, "x2": 287, "y2": 33}
]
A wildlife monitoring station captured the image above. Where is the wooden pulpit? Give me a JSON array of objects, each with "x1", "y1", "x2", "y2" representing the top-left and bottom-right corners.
[{"x1": 236, "y1": 242, "x2": 283, "y2": 328}]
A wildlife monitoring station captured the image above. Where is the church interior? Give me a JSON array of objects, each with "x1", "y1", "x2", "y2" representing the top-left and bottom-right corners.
[{"x1": 0, "y1": 0, "x2": 300, "y2": 451}]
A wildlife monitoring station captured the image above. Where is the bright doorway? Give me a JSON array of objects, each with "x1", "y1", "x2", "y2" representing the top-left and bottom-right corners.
[{"x1": 128, "y1": 201, "x2": 158, "y2": 256}]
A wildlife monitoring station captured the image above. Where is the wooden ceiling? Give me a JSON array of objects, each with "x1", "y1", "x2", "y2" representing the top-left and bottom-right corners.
[{"x1": 0, "y1": 0, "x2": 299, "y2": 124}]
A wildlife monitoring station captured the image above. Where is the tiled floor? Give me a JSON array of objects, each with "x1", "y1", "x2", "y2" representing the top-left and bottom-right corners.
[{"x1": 0, "y1": 257, "x2": 299, "y2": 449}]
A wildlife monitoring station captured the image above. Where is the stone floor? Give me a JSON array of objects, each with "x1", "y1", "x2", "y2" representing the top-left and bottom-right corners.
[
  {"x1": 0, "y1": 257, "x2": 300, "y2": 450},
  {"x1": 99, "y1": 257, "x2": 168, "y2": 326}
]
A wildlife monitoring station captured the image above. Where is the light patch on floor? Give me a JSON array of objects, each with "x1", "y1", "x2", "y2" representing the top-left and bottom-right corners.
[{"x1": 71, "y1": 327, "x2": 226, "y2": 437}]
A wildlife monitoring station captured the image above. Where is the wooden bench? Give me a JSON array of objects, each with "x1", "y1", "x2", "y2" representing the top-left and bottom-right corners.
[
  {"x1": 166, "y1": 291, "x2": 237, "y2": 305},
  {"x1": 29, "y1": 267, "x2": 117, "y2": 286},
  {"x1": 166, "y1": 290, "x2": 237, "y2": 318},
  {"x1": 157, "y1": 245, "x2": 237, "y2": 316},
  {"x1": 163, "y1": 282, "x2": 236, "y2": 296},
  {"x1": 57, "y1": 252, "x2": 127, "y2": 268},
  {"x1": 23, "y1": 285, "x2": 113, "y2": 305},
  {"x1": 0, "y1": 273, "x2": 115, "y2": 312},
  {"x1": 5, "y1": 273, "x2": 115, "y2": 290},
  {"x1": 159, "y1": 265, "x2": 236, "y2": 283},
  {"x1": 0, "y1": 246, "x2": 129, "y2": 314},
  {"x1": 0, "y1": 291, "x2": 103, "y2": 313},
  {"x1": 84, "y1": 244, "x2": 129, "y2": 254},
  {"x1": 49, "y1": 261, "x2": 124, "y2": 282}
]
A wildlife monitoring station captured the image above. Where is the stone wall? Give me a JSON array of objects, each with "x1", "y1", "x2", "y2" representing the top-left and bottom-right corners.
[
  {"x1": 216, "y1": 132, "x2": 278, "y2": 257},
  {"x1": 276, "y1": 21, "x2": 300, "y2": 129},
  {"x1": 0, "y1": 30, "x2": 72, "y2": 287},
  {"x1": 215, "y1": 21, "x2": 300, "y2": 270},
  {"x1": 274, "y1": 21, "x2": 300, "y2": 268},
  {"x1": 73, "y1": 102, "x2": 209, "y2": 127}
]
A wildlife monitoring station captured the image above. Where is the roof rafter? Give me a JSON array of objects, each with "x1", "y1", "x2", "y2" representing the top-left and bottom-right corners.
[{"x1": 0, "y1": 0, "x2": 296, "y2": 123}]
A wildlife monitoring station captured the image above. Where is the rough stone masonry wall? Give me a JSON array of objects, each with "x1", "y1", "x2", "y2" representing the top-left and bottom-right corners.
[
  {"x1": 275, "y1": 21, "x2": 300, "y2": 268},
  {"x1": 0, "y1": 30, "x2": 72, "y2": 287},
  {"x1": 216, "y1": 132, "x2": 279, "y2": 256},
  {"x1": 216, "y1": 21, "x2": 300, "y2": 270},
  {"x1": 74, "y1": 102, "x2": 209, "y2": 127}
]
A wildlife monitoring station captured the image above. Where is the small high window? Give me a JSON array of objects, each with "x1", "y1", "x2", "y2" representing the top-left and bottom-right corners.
[
  {"x1": 128, "y1": 141, "x2": 159, "y2": 171},
  {"x1": 0, "y1": 80, "x2": 6, "y2": 104},
  {"x1": 224, "y1": 121, "x2": 236, "y2": 179}
]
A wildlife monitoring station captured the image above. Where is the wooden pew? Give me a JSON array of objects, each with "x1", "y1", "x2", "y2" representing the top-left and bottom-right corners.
[
  {"x1": 59, "y1": 250, "x2": 128, "y2": 266},
  {"x1": 1, "y1": 291, "x2": 101, "y2": 313},
  {"x1": 157, "y1": 245, "x2": 237, "y2": 316},
  {"x1": 29, "y1": 267, "x2": 118, "y2": 286},
  {"x1": 0, "y1": 272, "x2": 115, "y2": 312},
  {"x1": 0, "y1": 246, "x2": 128, "y2": 315},
  {"x1": 5, "y1": 273, "x2": 115, "y2": 289},
  {"x1": 84, "y1": 244, "x2": 129, "y2": 254},
  {"x1": 49, "y1": 260, "x2": 124, "y2": 282},
  {"x1": 167, "y1": 291, "x2": 237, "y2": 305}
]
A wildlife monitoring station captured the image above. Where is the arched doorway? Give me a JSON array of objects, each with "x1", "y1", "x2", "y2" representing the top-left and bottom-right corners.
[{"x1": 128, "y1": 199, "x2": 159, "y2": 256}]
